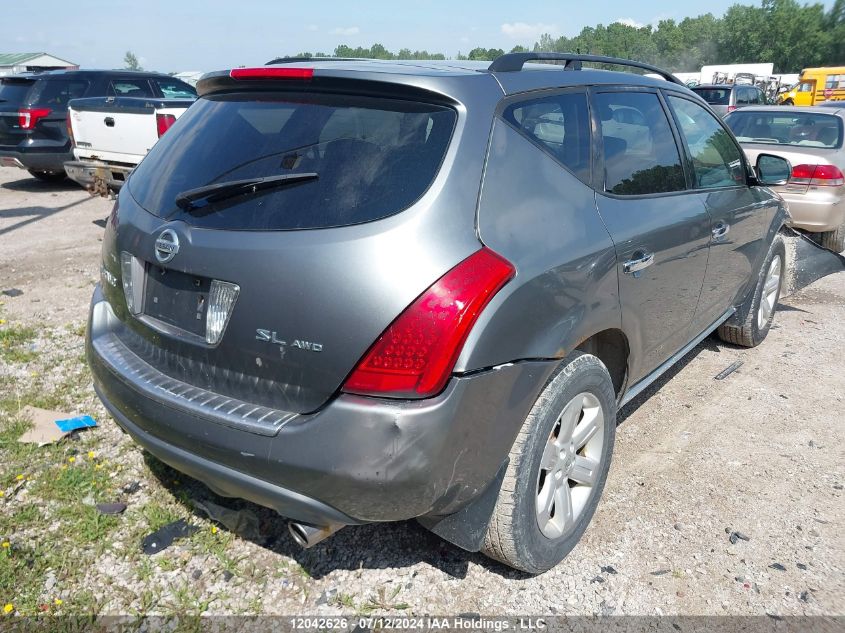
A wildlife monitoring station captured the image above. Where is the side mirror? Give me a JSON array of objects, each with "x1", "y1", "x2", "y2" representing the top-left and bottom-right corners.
[{"x1": 755, "y1": 154, "x2": 791, "y2": 186}]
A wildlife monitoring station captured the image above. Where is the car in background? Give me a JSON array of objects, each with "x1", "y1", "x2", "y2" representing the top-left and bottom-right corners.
[
  {"x1": 725, "y1": 105, "x2": 845, "y2": 252},
  {"x1": 691, "y1": 83, "x2": 767, "y2": 117},
  {"x1": 0, "y1": 70, "x2": 196, "y2": 182}
]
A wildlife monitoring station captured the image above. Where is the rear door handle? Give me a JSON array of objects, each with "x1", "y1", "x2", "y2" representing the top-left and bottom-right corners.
[
  {"x1": 622, "y1": 251, "x2": 654, "y2": 275},
  {"x1": 104, "y1": 117, "x2": 115, "y2": 127},
  {"x1": 712, "y1": 222, "x2": 730, "y2": 240}
]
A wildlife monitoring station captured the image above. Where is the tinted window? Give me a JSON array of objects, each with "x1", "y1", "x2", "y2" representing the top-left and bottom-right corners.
[
  {"x1": 29, "y1": 79, "x2": 89, "y2": 107},
  {"x1": 596, "y1": 91, "x2": 685, "y2": 195},
  {"x1": 154, "y1": 78, "x2": 197, "y2": 99},
  {"x1": 668, "y1": 96, "x2": 745, "y2": 189},
  {"x1": 108, "y1": 79, "x2": 154, "y2": 98},
  {"x1": 726, "y1": 111, "x2": 842, "y2": 148},
  {"x1": 502, "y1": 92, "x2": 591, "y2": 183},
  {"x1": 692, "y1": 88, "x2": 730, "y2": 105},
  {"x1": 129, "y1": 93, "x2": 456, "y2": 230},
  {"x1": 0, "y1": 79, "x2": 34, "y2": 105}
]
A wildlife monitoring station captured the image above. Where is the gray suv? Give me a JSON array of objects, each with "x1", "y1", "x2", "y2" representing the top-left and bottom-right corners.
[{"x1": 86, "y1": 53, "x2": 791, "y2": 573}]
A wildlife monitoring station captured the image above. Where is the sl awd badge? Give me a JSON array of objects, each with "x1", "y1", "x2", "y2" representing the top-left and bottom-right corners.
[
  {"x1": 256, "y1": 329, "x2": 323, "y2": 359},
  {"x1": 154, "y1": 229, "x2": 180, "y2": 264}
]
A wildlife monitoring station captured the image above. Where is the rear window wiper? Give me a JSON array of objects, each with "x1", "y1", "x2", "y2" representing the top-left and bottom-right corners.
[{"x1": 174, "y1": 173, "x2": 318, "y2": 211}]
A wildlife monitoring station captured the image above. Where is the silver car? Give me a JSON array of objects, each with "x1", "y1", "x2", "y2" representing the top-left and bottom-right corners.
[{"x1": 725, "y1": 105, "x2": 845, "y2": 252}]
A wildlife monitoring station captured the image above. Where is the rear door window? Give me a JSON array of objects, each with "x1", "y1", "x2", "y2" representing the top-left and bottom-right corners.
[
  {"x1": 667, "y1": 95, "x2": 745, "y2": 189},
  {"x1": 128, "y1": 92, "x2": 457, "y2": 230},
  {"x1": 108, "y1": 79, "x2": 155, "y2": 98},
  {"x1": 29, "y1": 79, "x2": 89, "y2": 108},
  {"x1": 502, "y1": 91, "x2": 591, "y2": 183},
  {"x1": 153, "y1": 78, "x2": 197, "y2": 99},
  {"x1": 595, "y1": 91, "x2": 686, "y2": 195}
]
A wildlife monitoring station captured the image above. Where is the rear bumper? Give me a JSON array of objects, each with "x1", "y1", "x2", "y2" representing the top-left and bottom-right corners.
[
  {"x1": 780, "y1": 189, "x2": 845, "y2": 232},
  {"x1": 64, "y1": 160, "x2": 132, "y2": 190},
  {"x1": 0, "y1": 147, "x2": 73, "y2": 172},
  {"x1": 87, "y1": 286, "x2": 556, "y2": 526}
]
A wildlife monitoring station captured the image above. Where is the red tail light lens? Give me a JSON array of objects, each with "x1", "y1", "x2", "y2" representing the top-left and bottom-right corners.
[
  {"x1": 230, "y1": 67, "x2": 314, "y2": 80},
  {"x1": 343, "y1": 248, "x2": 516, "y2": 398},
  {"x1": 66, "y1": 110, "x2": 74, "y2": 145},
  {"x1": 156, "y1": 113, "x2": 177, "y2": 138},
  {"x1": 790, "y1": 163, "x2": 845, "y2": 186},
  {"x1": 18, "y1": 107, "x2": 51, "y2": 130},
  {"x1": 727, "y1": 105, "x2": 738, "y2": 113}
]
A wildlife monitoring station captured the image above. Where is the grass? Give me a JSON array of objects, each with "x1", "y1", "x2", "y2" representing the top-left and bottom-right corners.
[{"x1": 0, "y1": 323, "x2": 37, "y2": 363}]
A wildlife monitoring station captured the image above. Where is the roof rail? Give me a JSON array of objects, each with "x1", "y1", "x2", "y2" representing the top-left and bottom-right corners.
[
  {"x1": 265, "y1": 56, "x2": 359, "y2": 66},
  {"x1": 488, "y1": 53, "x2": 683, "y2": 86}
]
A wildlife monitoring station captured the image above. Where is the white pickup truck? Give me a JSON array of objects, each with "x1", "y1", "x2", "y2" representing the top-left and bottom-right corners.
[{"x1": 64, "y1": 96, "x2": 194, "y2": 195}]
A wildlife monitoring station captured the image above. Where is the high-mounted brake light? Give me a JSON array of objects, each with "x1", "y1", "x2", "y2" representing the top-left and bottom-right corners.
[
  {"x1": 230, "y1": 67, "x2": 314, "y2": 80},
  {"x1": 343, "y1": 248, "x2": 516, "y2": 399},
  {"x1": 18, "y1": 107, "x2": 51, "y2": 130},
  {"x1": 790, "y1": 164, "x2": 845, "y2": 187},
  {"x1": 156, "y1": 113, "x2": 177, "y2": 138}
]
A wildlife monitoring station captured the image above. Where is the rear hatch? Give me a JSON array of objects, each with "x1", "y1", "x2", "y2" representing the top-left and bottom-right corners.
[
  {"x1": 0, "y1": 75, "x2": 89, "y2": 150},
  {"x1": 109, "y1": 73, "x2": 481, "y2": 414},
  {"x1": 0, "y1": 77, "x2": 36, "y2": 147},
  {"x1": 70, "y1": 96, "x2": 195, "y2": 162}
]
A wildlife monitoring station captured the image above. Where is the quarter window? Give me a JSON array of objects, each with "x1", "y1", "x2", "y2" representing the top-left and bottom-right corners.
[
  {"x1": 502, "y1": 92, "x2": 591, "y2": 183},
  {"x1": 595, "y1": 91, "x2": 685, "y2": 195},
  {"x1": 668, "y1": 96, "x2": 745, "y2": 189}
]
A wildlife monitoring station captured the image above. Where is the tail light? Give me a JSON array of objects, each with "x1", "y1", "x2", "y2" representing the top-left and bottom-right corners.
[
  {"x1": 790, "y1": 164, "x2": 845, "y2": 186},
  {"x1": 18, "y1": 107, "x2": 51, "y2": 130},
  {"x1": 66, "y1": 110, "x2": 74, "y2": 146},
  {"x1": 343, "y1": 248, "x2": 515, "y2": 399},
  {"x1": 726, "y1": 105, "x2": 738, "y2": 113},
  {"x1": 156, "y1": 113, "x2": 177, "y2": 138},
  {"x1": 230, "y1": 67, "x2": 314, "y2": 80}
]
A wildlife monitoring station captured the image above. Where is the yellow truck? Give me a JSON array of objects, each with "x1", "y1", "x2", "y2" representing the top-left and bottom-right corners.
[{"x1": 777, "y1": 66, "x2": 845, "y2": 106}]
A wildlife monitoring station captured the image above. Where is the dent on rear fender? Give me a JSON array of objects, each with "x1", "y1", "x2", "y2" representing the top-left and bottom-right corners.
[{"x1": 458, "y1": 119, "x2": 621, "y2": 371}]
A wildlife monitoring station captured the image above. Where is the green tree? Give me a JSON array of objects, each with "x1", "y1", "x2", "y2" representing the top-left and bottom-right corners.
[{"x1": 123, "y1": 51, "x2": 142, "y2": 71}]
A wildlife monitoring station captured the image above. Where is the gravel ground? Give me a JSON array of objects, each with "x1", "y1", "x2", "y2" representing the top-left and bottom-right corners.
[{"x1": 0, "y1": 168, "x2": 842, "y2": 618}]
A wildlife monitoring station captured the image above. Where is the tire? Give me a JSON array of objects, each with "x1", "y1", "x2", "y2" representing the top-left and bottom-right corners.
[
  {"x1": 717, "y1": 235, "x2": 786, "y2": 348},
  {"x1": 820, "y1": 222, "x2": 845, "y2": 253},
  {"x1": 782, "y1": 98, "x2": 794, "y2": 106},
  {"x1": 481, "y1": 352, "x2": 616, "y2": 573},
  {"x1": 28, "y1": 170, "x2": 66, "y2": 183}
]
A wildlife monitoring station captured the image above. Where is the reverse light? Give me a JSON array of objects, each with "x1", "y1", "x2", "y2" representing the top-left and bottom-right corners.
[
  {"x1": 790, "y1": 164, "x2": 845, "y2": 187},
  {"x1": 230, "y1": 67, "x2": 314, "y2": 80},
  {"x1": 206, "y1": 280, "x2": 240, "y2": 345},
  {"x1": 343, "y1": 248, "x2": 516, "y2": 399},
  {"x1": 156, "y1": 113, "x2": 177, "y2": 138},
  {"x1": 120, "y1": 252, "x2": 142, "y2": 315},
  {"x1": 18, "y1": 107, "x2": 51, "y2": 130}
]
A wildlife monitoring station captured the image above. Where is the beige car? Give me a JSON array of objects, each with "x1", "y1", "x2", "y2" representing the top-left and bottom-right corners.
[{"x1": 725, "y1": 105, "x2": 845, "y2": 252}]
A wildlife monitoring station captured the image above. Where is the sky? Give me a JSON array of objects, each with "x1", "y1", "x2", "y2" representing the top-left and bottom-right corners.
[{"x1": 2, "y1": 0, "x2": 836, "y2": 73}]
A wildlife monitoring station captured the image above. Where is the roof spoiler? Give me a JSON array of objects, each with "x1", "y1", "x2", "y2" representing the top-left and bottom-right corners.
[{"x1": 488, "y1": 53, "x2": 683, "y2": 86}]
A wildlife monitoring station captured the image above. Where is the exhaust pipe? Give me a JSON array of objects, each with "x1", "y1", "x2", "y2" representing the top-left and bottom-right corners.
[{"x1": 288, "y1": 522, "x2": 344, "y2": 548}]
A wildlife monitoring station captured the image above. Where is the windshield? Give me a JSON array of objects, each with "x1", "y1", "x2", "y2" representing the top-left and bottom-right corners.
[
  {"x1": 129, "y1": 92, "x2": 456, "y2": 230},
  {"x1": 726, "y1": 111, "x2": 843, "y2": 148},
  {"x1": 692, "y1": 88, "x2": 731, "y2": 105}
]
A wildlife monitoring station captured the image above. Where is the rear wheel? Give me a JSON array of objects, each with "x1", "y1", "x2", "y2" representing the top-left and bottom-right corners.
[
  {"x1": 481, "y1": 352, "x2": 616, "y2": 573},
  {"x1": 28, "y1": 170, "x2": 66, "y2": 183},
  {"x1": 717, "y1": 235, "x2": 785, "y2": 347},
  {"x1": 820, "y1": 222, "x2": 845, "y2": 253},
  {"x1": 782, "y1": 98, "x2": 794, "y2": 106}
]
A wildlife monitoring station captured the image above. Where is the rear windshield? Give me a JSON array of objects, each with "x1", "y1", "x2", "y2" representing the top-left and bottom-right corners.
[
  {"x1": 692, "y1": 88, "x2": 730, "y2": 105},
  {"x1": 0, "y1": 79, "x2": 35, "y2": 105},
  {"x1": 128, "y1": 92, "x2": 456, "y2": 230},
  {"x1": 726, "y1": 111, "x2": 843, "y2": 148}
]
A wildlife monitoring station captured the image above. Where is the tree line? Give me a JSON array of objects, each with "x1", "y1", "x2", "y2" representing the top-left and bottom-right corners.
[{"x1": 291, "y1": 0, "x2": 844, "y2": 73}]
